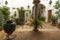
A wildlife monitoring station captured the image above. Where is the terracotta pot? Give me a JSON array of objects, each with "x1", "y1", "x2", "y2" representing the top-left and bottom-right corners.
[
  {"x1": 58, "y1": 26, "x2": 60, "y2": 29},
  {"x1": 52, "y1": 21, "x2": 57, "y2": 26},
  {"x1": 0, "y1": 28, "x2": 2, "y2": 31}
]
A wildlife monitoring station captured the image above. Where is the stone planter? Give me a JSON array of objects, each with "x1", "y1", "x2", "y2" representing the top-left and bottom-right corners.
[{"x1": 3, "y1": 20, "x2": 16, "y2": 40}]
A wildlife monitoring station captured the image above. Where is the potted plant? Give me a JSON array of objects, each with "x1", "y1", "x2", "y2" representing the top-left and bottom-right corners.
[
  {"x1": 58, "y1": 23, "x2": 60, "y2": 29},
  {"x1": 3, "y1": 20, "x2": 16, "y2": 40},
  {"x1": 51, "y1": 15, "x2": 57, "y2": 26},
  {"x1": 0, "y1": 22, "x2": 3, "y2": 31},
  {"x1": 30, "y1": 19, "x2": 42, "y2": 31}
]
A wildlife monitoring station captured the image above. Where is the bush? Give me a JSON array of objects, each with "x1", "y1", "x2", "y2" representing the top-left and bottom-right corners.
[
  {"x1": 39, "y1": 16, "x2": 45, "y2": 21},
  {"x1": 15, "y1": 18, "x2": 25, "y2": 25}
]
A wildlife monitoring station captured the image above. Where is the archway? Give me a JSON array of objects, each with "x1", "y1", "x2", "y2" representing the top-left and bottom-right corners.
[{"x1": 38, "y1": 4, "x2": 46, "y2": 18}]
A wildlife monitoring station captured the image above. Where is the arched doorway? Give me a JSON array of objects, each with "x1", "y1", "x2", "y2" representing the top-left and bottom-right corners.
[{"x1": 48, "y1": 10, "x2": 52, "y2": 22}]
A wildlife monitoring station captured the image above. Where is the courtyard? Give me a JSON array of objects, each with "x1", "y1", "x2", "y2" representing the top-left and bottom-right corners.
[
  {"x1": 0, "y1": 0, "x2": 60, "y2": 40},
  {"x1": 0, "y1": 22, "x2": 60, "y2": 40}
]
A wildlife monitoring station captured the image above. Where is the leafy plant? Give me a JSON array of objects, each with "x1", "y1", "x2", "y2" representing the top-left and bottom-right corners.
[
  {"x1": 39, "y1": 16, "x2": 45, "y2": 21},
  {"x1": 30, "y1": 19, "x2": 42, "y2": 31},
  {"x1": 0, "y1": 6, "x2": 10, "y2": 21}
]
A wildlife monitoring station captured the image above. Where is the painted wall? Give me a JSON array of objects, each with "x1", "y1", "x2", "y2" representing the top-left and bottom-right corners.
[{"x1": 42, "y1": 3, "x2": 57, "y2": 22}]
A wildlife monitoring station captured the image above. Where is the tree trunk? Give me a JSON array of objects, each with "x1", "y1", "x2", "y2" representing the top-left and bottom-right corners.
[
  {"x1": 35, "y1": 5, "x2": 38, "y2": 19},
  {"x1": 33, "y1": 25, "x2": 38, "y2": 31},
  {"x1": 33, "y1": 4, "x2": 39, "y2": 32}
]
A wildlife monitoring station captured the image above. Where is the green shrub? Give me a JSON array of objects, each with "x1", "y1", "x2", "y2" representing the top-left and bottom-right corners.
[
  {"x1": 15, "y1": 18, "x2": 25, "y2": 25},
  {"x1": 39, "y1": 16, "x2": 45, "y2": 21}
]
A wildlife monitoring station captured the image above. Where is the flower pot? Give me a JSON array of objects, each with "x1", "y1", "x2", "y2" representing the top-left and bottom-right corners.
[{"x1": 3, "y1": 20, "x2": 16, "y2": 40}]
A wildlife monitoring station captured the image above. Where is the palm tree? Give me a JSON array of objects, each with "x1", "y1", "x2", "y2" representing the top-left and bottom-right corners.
[
  {"x1": 31, "y1": 19, "x2": 42, "y2": 31},
  {"x1": 32, "y1": 0, "x2": 41, "y2": 31}
]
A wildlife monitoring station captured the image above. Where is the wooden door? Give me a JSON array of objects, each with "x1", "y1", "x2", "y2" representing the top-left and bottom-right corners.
[{"x1": 48, "y1": 10, "x2": 52, "y2": 22}]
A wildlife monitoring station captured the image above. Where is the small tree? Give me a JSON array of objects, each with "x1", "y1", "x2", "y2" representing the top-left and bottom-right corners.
[{"x1": 0, "y1": 6, "x2": 10, "y2": 21}]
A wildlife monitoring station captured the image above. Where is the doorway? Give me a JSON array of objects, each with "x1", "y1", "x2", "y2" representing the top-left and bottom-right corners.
[{"x1": 48, "y1": 10, "x2": 52, "y2": 22}]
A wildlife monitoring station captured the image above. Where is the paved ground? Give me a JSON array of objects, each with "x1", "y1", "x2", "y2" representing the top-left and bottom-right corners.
[
  {"x1": 0, "y1": 22, "x2": 60, "y2": 40},
  {"x1": 0, "y1": 30, "x2": 60, "y2": 40},
  {"x1": 16, "y1": 22, "x2": 59, "y2": 31}
]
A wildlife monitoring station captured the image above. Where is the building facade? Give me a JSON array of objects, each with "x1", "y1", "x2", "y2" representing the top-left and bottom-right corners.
[{"x1": 32, "y1": 0, "x2": 57, "y2": 22}]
